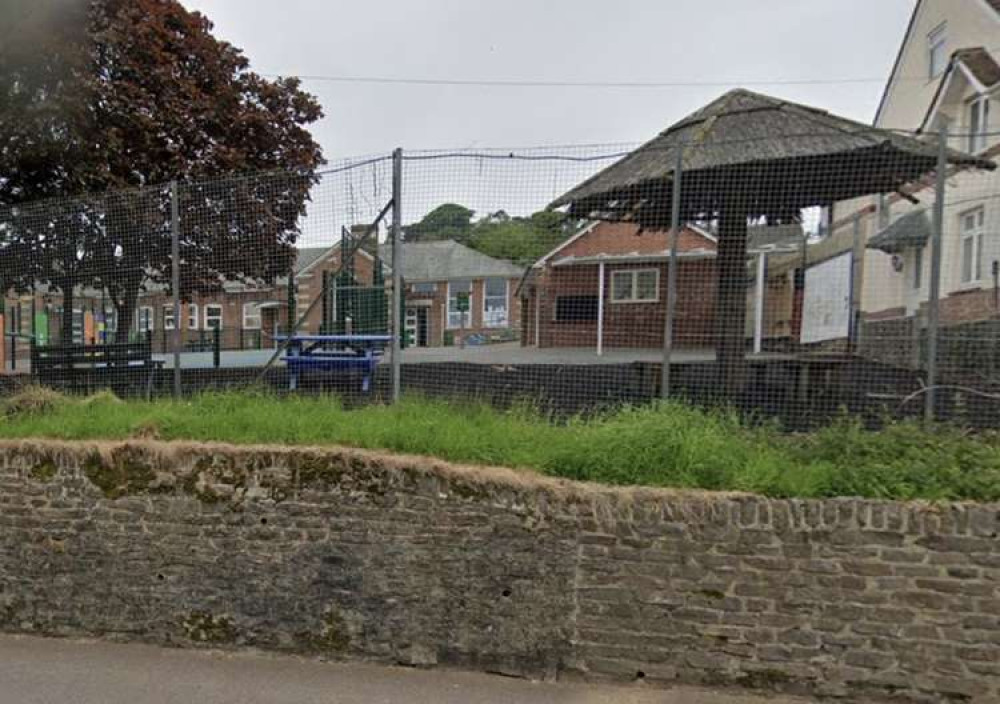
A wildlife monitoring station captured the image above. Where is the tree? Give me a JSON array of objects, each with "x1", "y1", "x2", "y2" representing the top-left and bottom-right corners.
[
  {"x1": 0, "y1": 0, "x2": 324, "y2": 343},
  {"x1": 469, "y1": 209, "x2": 575, "y2": 264},
  {"x1": 404, "y1": 204, "x2": 475, "y2": 243},
  {"x1": 403, "y1": 203, "x2": 577, "y2": 265}
]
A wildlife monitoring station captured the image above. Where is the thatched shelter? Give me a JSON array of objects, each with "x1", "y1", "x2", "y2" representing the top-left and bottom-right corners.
[{"x1": 552, "y1": 88, "x2": 994, "y2": 396}]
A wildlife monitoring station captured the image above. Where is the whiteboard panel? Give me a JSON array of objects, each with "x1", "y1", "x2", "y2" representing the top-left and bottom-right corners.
[{"x1": 800, "y1": 252, "x2": 852, "y2": 344}]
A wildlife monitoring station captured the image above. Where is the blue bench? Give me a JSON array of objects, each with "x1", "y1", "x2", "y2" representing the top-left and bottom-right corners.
[{"x1": 276, "y1": 334, "x2": 393, "y2": 392}]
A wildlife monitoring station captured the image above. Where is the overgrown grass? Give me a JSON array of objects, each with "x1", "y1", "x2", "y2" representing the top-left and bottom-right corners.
[{"x1": 1, "y1": 387, "x2": 998, "y2": 502}]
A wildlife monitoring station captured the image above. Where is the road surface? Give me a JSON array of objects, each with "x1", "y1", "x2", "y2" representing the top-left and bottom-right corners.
[{"x1": 0, "y1": 634, "x2": 819, "y2": 704}]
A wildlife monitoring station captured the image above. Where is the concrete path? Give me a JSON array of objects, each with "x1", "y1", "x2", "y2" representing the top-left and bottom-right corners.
[{"x1": 0, "y1": 634, "x2": 819, "y2": 704}]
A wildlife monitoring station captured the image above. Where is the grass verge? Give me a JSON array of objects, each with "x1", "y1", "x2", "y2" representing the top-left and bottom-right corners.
[{"x1": 1, "y1": 387, "x2": 998, "y2": 502}]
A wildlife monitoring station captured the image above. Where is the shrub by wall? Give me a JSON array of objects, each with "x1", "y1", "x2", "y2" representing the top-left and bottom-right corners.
[{"x1": 0, "y1": 439, "x2": 997, "y2": 702}]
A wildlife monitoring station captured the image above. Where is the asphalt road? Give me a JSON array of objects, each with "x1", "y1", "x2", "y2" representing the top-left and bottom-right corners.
[{"x1": 0, "y1": 634, "x2": 819, "y2": 704}]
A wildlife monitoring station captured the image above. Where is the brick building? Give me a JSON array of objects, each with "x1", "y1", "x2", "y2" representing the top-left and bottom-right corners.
[
  {"x1": 379, "y1": 240, "x2": 523, "y2": 348},
  {"x1": 519, "y1": 221, "x2": 718, "y2": 351},
  {"x1": 0, "y1": 234, "x2": 523, "y2": 368}
]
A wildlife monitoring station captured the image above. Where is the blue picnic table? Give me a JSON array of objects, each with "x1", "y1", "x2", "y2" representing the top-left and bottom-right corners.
[{"x1": 276, "y1": 334, "x2": 393, "y2": 392}]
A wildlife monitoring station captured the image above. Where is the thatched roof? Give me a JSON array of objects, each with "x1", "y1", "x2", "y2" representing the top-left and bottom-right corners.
[
  {"x1": 552, "y1": 89, "x2": 994, "y2": 226},
  {"x1": 867, "y1": 209, "x2": 931, "y2": 254}
]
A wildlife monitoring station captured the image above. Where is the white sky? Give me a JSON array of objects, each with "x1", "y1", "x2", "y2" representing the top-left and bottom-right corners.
[
  {"x1": 181, "y1": 0, "x2": 917, "y2": 243},
  {"x1": 184, "y1": 0, "x2": 916, "y2": 158}
]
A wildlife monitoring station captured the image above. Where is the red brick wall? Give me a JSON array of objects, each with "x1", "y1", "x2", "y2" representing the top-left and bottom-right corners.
[
  {"x1": 557, "y1": 223, "x2": 715, "y2": 259},
  {"x1": 531, "y1": 260, "x2": 716, "y2": 349}
]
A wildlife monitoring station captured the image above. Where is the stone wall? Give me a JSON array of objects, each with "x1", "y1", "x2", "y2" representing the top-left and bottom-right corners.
[{"x1": 0, "y1": 439, "x2": 997, "y2": 702}]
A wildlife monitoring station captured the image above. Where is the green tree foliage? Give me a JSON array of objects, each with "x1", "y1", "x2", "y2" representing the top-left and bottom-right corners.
[
  {"x1": 0, "y1": 0, "x2": 324, "y2": 342},
  {"x1": 469, "y1": 210, "x2": 576, "y2": 264},
  {"x1": 404, "y1": 204, "x2": 475, "y2": 243},
  {"x1": 406, "y1": 204, "x2": 579, "y2": 264}
]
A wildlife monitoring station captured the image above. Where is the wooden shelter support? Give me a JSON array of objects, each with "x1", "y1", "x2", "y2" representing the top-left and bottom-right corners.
[{"x1": 715, "y1": 202, "x2": 750, "y2": 399}]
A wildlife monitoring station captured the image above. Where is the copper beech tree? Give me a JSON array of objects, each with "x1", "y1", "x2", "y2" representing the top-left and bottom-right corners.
[{"x1": 0, "y1": 0, "x2": 325, "y2": 342}]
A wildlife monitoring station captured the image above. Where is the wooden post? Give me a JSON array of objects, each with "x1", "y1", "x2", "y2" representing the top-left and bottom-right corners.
[{"x1": 715, "y1": 203, "x2": 750, "y2": 399}]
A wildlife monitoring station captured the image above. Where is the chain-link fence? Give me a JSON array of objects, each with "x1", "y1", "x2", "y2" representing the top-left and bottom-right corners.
[{"x1": 2, "y1": 123, "x2": 998, "y2": 428}]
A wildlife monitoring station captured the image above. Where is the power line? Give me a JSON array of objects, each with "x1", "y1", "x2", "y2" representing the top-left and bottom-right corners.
[{"x1": 262, "y1": 73, "x2": 889, "y2": 89}]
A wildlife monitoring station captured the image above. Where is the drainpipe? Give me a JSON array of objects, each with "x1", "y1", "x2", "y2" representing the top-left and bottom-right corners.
[{"x1": 596, "y1": 261, "x2": 605, "y2": 356}]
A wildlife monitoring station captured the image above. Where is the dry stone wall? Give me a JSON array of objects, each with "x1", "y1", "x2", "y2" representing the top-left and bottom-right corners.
[{"x1": 0, "y1": 439, "x2": 997, "y2": 702}]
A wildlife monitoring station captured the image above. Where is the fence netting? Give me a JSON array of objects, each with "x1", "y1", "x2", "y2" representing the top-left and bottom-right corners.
[{"x1": 1, "y1": 130, "x2": 998, "y2": 428}]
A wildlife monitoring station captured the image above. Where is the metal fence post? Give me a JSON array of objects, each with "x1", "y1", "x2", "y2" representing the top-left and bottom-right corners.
[
  {"x1": 170, "y1": 181, "x2": 182, "y2": 398},
  {"x1": 661, "y1": 147, "x2": 684, "y2": 399},
  {"x1": 391, "y1": 148, "x2": 403, "y2": 402},
  {"x1": 925, "y1": 126, "x2": 948, "y2": 424}
]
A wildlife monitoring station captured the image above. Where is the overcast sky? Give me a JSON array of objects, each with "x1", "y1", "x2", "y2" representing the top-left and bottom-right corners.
[
  {"x1": 185, "y1": 0, "x2": 916, "y2": 160},
  {"x1": 180, "y1": 0, "x2": 917, "y2": 239}
]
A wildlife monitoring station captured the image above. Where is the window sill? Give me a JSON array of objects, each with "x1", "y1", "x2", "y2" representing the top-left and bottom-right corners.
[
  {"x1": 956, "y1": 281, "x2": 983, "y2": 293},
  {"x1": 609, "y1": 299, "x2": 659, "y2": 304}
]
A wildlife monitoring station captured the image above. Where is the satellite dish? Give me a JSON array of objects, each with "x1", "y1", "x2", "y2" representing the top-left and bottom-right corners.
[{"x1": 891, "y1": 254, "x2": 904, "y2": 273}]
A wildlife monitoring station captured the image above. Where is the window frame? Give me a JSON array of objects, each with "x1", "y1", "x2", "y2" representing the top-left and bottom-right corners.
[
  {"x1": 876, "y1": 194, "x2": 891, "y2": 231},
  {"x1": 959, "y1": 207, "x2": 986, "y2": 285},
  {"x1": 482, "y1": 278, "x2": 509, "y2": 328},
  {"x1": 242, "y1": 302, "x2": 262, "y2": 330},
  {"x1": 187, "y1": 303, "x2": 199, "y2": 330},
  {"x1": 446, "y1": 279, "x2": 473, "y2": 329},
  {"x1": 968, "y1": 95, "x2": 990, "y2": 153},
  {"x1": 163, "y1": 305, "x2": 175, "y2": 331},
  {"x1": 609, "y1": 268, "x2": 660, "y2": 304},
  {"x1": 204, "y1": 303, "x2": 224, "y2": 331},
  {"x1": 927, "y1": 23, "x2": 947, "y2": 79},
  {"x1": 137, "y1": 306, "x2": 154, "y2": 333}
]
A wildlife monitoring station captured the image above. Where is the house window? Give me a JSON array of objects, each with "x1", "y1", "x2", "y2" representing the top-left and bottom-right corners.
[
  {"x1": 913, "y1": 246, "x2": 923, "y2": 290},
  {"x1": 960, "y1": 207, "x2": 985, "y2": 284},
  {"x1": 411, "y1": 282, "x2": 436, "y2": 294},
  {"x1": 877, "y1": 194, "x2": 891, "y2": 230},
  {"x1": 242, "y1": 302, "x2": 262, "y2": 330},
  {"x1": 187, "y1": 303, "x2": 199, "y2": 330},
  {"x1": 137, "y1": 306, "x2": 154, "y2": 333},
  {"x1": 204, "y1": 304, "x2": 223, "y2": 330},
  {"x1": 928, "y1": 23, "x2": 947, "y2": 79},
  {"x1": 610, "y1": 269, "x2": 659, "y2": 303},
  {"x1": 483, "y1": 278, "x2": 508, "y2": 328},
  {"x1": 163, "y1": 305, "x2": 175, "y2": 331},
  {"x1": 447, "y1": 279, "x2": 472, "y2": 329},
  {"x1": 969, "y1": 96, "x2": 990, "y2": 153},
  {"x1": 554, "y1": 295, "x2": 599, "y2": 323}
]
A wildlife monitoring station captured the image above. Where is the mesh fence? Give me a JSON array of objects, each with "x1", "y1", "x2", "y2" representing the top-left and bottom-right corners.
[{"x1": 2, "y1": 128, "x2": 999, "y2": 428}]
